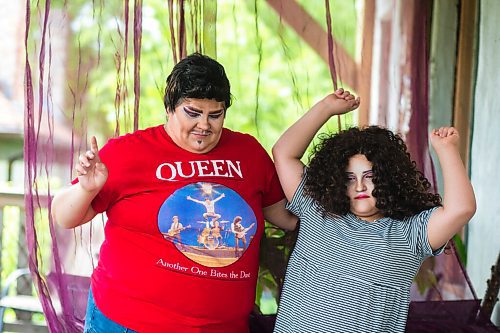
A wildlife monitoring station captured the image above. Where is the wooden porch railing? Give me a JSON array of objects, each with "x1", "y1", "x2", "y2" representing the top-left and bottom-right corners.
[{"x1": 0, "y1": 189, "x2": 48, "y2": 333}]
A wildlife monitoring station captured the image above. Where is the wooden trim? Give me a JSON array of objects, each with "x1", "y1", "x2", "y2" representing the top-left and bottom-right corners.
[
  {"x1": 453, "y1": 0, "x2": 478, "y2": 170},
  {"x1": 203, "y1": 0, "x2": 217, "y2": 58},
  {"x1": 265, "y1": 0, "x2": 359, "y2": 92},
  {"x1": 358, "y1": 0, "x2": 375, "y2": 126}
]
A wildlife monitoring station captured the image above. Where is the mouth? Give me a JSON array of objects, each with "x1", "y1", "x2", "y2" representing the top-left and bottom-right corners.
[
  {"x1": 191, "y1": 131, "x2": 211, "y2": 138},
  {"x1": 354, "y1": 194, "x2": 370, "y2": 200}
]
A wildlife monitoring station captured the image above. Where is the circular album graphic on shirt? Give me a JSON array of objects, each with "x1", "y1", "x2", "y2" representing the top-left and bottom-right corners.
[{"x1": 158, "y1": 182, "x2": 257, "y2": 267}]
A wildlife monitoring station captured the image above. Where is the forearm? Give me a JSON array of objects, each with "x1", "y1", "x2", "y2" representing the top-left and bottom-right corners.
[
  {"x1": 436, "y1": 146, "x2": 476, "y2": 221},
  {"x1": 273, "y1": 100, "x2": 333, "y2": 161},
  {"x1": 51, "y1": 184, "x2": 99, "y2": 228},
  {"x1": 263, "y1": 199, "x2": 298, "y2": 231}
]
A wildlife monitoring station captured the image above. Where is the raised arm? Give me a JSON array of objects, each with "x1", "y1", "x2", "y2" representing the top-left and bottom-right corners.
[
  {"x1": 51, "y1": 136, "x2": 108, "y2": 228},
  {"x1": 211, "y1": 193, "x2": 225, "y2": 204},
  {"x1": 272, "y1": 89, "x2": 360, "y2": 201},
  {"x1": 427, "y1": 127, "x2": 476, "y2": 250}
]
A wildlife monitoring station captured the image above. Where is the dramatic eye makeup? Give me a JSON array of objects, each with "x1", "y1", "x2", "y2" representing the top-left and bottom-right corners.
[
  {"x1": 346, "y1": 174, "x2": 356, "y2": 184},
  {"x1": 182, "y1": 106, "x2": 224, "y2": 119},
  {"x1": 345, "y1": 170, "x2": 373, "y2": 184},
  {"x1": 363, "y1": 171, "x2": 374, "y2": 179},
  {"x1": 208, "y1": 110, "x2": 224, "y2": 119},
  {"x1": 183, "y1": 106, "x2": 202, "y2": 118}
]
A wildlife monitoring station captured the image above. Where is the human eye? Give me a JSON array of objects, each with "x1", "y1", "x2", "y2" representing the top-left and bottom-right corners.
[
  {"x1": 183, "y1": 107, "x2": 201, "y2": 118},
  {"x1": 208, "y1": 111, "x2": 224, "y2": 119},
  {"x1": 364, "y1": 171, "x2": 374, "y2": 181},
  {"x1": 346, "y1": 174, "x2": 356, "y2": 183}
]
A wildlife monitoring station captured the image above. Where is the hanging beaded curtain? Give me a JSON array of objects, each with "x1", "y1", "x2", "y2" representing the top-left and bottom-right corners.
[
  {"x1": 23, "y1": 0, "x2": 182, "y2": 330},
  {"x1": 22, "y1": 0, "x2": 492, "y2": 332},
  {"x1": 401, "y1": 0, "x2": 479, "y2": 307}
]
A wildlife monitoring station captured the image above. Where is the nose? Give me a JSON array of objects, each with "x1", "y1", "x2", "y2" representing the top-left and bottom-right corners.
[
  {"x1": 355, "y1": 178, "x2": 367, "y2": 192},
  {"x1": 197, "y1": 115, "x2": 210, "y2": 131}
]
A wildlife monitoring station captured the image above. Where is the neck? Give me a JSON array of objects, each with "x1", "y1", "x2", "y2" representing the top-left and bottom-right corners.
[{"x1": 354, "y1": 213, "x2": 384, "y2": 222}]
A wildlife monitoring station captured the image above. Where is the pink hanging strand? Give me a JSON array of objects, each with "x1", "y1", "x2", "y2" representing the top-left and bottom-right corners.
[
  {"x1": 252, "y1": 0, "x2": 263, "y2": 137},
  {"x1": 168, "y1": 0, "x2": 178, "y2": 63},
  {"x1": 133, "y1": 0, "x2": 143, "y2": 131},
  {"x1": 24, "y1": 0, "x2": 71, "y2": 331},
  {"x1": 168, "y1": 0, "x2": 187, "y2": 64}
]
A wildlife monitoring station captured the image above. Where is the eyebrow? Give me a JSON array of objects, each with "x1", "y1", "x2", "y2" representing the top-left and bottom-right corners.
[
  {"x1": 345, "y1": 170, "x2": 373, "y2": 175},
  {"x1": 184, "y1": 106, "x2": 225, "y2": 114}
]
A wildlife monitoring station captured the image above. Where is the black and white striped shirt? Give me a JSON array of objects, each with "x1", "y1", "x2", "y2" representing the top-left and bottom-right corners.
[{"x1": 274, "y1": 172, "x2": 442, "y2": 333}]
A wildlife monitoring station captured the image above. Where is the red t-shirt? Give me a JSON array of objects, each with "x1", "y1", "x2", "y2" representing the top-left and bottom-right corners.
[{"x1": 89, "y1": 125, "x2": 284, "y2": 333}]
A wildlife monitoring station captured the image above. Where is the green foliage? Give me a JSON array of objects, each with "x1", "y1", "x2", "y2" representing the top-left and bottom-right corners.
[
  {"x1": 413, "y1": 257, "x2": 438, "y2": 296},
  {"x1": 452, "y1": 234, "x2": 467, "y2": 266},
  {"x1": 26, "y1": 0, "x2": 359, "y2": 150},
  {"x1": 28, "y1": 0, "x2": 360, "y2": 315}
]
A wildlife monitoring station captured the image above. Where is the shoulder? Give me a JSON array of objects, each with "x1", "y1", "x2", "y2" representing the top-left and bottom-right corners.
[
  {"x1": 402, "y1": 207, "x2": 439, "y2": 223},
  {"x1": 220, "y1": 128, "x2": 269, "y2": 160},
  {"x1": 102, "y1": 125, "x2": 164, "y2": 150},
  {"x1": 99, "y1": 125, "x2": 165, "y2": 166},
  {"x1": 222, "y1": 128, "x2": 262, "y2": 146}
]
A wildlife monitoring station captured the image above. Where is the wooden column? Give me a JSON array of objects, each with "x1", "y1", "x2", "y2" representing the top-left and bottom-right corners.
[
  {"x1": 453, "y1": 0, "x2": 479, "y2": 170},
  {"x1": 203, "y1": 0, "x2": 217, "y2": 59},
  {"x1": 358, "y1": 0, "x2": 375, "y2": 126}
]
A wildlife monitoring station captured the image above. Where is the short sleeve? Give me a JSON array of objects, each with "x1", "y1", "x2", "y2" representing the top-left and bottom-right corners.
[
  {"x1": 250, "y1": 138, "x2": 285, "y2": 208},
  {"x1": 285, "y1": 168, "x2": 315, "y2": 218},
  {"x1": 405, "y1": 207, "x2": 444, "y2": 258}
]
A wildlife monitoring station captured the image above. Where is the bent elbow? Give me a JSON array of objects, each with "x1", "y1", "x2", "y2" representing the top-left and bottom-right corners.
[
  {"x1": 456, "y1": 202, "x2": 476, "y2": 225},
  {"x1": 464, "y1": 203, "x2": 477, "y2": 221},
  {"x1": 51, "y1": 210, "x2": 72, "y2": 229}
]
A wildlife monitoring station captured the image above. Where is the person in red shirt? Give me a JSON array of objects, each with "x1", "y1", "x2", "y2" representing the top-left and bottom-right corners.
[{"x1": 51, "y1": 53, "x2": 298, "y2": 333}]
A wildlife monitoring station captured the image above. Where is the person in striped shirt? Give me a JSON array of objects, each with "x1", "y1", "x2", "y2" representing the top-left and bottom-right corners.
[{"x1": 271, "y1": 89, "x2": 476, "y2": 332}]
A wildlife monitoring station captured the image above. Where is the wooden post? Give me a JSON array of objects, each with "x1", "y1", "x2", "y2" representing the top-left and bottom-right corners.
[
  {"x1": 358, "y1": 0, "x2": 375, "y2": 126},
  {"x1": 453, "y1": 0, "x2": 478, "y2": 171},
  {"x1": 203, "y1": 0, "x2": 217, "y2": 59}
]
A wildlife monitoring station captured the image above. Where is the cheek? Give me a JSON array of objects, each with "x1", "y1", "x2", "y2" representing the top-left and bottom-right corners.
[
  {"x1": 211, "y1": 118, "x2": 225, "y2": 130},
  {"x1": 347, "y1": 188, "x2": 357, "y2": 201}
]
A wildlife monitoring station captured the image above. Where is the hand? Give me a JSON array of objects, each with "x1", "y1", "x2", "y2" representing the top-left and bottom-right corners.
[
  {"x1": 75, "y1": 136, "x2": 108, "y2": 193},
  {"x1": 320, "y1": 88, "x2": 360, "y2": 116},
  {"x1": 430, "y1": 127, "x2": 460, "y2": 151}
]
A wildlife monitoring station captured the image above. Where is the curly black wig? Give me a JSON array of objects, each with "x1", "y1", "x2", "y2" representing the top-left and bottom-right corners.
[{"x1": 305, "y1": 126, "x2": 442, "y2": 220}]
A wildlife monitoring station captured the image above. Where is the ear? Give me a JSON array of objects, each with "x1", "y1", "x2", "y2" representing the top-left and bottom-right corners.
[{"x1": 166, "y1": 109, "x2": 174, "y2": 120}]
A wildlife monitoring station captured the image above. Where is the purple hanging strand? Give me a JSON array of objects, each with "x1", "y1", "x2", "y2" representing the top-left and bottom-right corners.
[
  {"x1": 325, "y1": 0, "x2": 341, "y2": 130},
  {"x1": 123, "y1": 0, "x2": 131, "y2": 131},
  {"x1": 276, "y1": 2, "x2": 302, "y2": 111},
  {"x1": 450, "y1": 240, "x2": 479, "y2": 300},
  {"x1": 178, "y1": 0, "x2": 186, "y2": 60},
  {"x1": 253, "y1": 0, "x2": 262, "y2": 137},
  {"x1": 190, "y1": 0, "x2": 198, "y2": 53},
  {"x1": 133, "y1": 0, "x2": 143, "y2": 131},
  {"x1": 168, "y1": 0, "x2": 178, "y2": 63},
  {"x1": 93, "y1": 0, "x2": 104, "y2": 67},
  {"x1": 24, "y1": 0, "x2": 67, "y2": 331},
  {"x1": 114, "y1": 50, "x2": 122, "y2": 137},
  {"x1": 46, "y1": 38, "x2": 79, "y2": 331}
]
